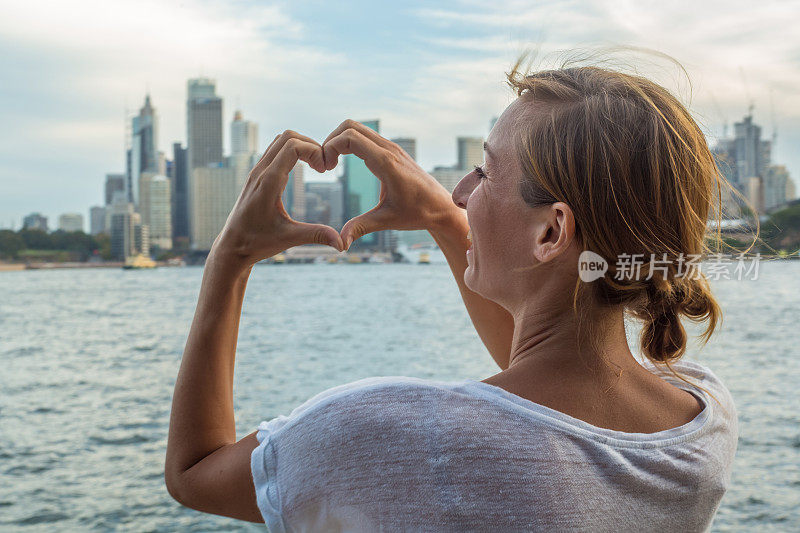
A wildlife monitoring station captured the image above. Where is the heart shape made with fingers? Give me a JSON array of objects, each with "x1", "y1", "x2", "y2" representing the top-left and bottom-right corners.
[{"x1": 318, "y1": 119, "x2": 456, "y2": 251}]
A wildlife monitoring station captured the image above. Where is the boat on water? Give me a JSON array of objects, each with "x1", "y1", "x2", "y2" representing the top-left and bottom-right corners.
[
  {"x1": 272, "y1": 253, "x2": 286, "y2": 264},
  {"x1": 418, "y1": 252, "x2": 431, "y2": 264},
  {"x1": 123, "y1": 254, "x2": 157, "y2": 269},
  {"x1": 347, "y1": 255, "x2": 363, "y2": 264}
]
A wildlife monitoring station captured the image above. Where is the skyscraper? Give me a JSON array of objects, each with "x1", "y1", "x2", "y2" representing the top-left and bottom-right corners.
[
  {"x1": 231, "y1": 110, "x2": 258, "y2": 155},
  {"x1": 90, "y1": 206, "x2": 106, "y2": 235},
  {"x1": 147, "y1": 175, "x2": 173, "y2": 250},
  {"x1": 105, "y1": 173, "x2": 126, "y2": 206},
  {"x1": 130, "y1": 95, "x2": 159, "y2": 205},
  {"x1": 431, "y1": 166, "x2": 465, "y2": 193},
  {"x1": 457, "y1": 136, "x2": 484, "y2": 170},
  {"x1": 392, "y1": 138, "x2": 416, "y2": 161},
  {"x1": 342, "y1": 119, "x2": 381, "y2": 248},
  {"x1": 187, "y1": 78, "x2": 224, "y2": 249},
  {"x1": 187, "y1": 78, "x2": 223, "y2": 169},
  {"x1": 229, "y1": 111, "x2": 260, "y2": 193},
  {"x1": 282, "y1": 163, "x2": 306, "y2": 221},
  {"x1": 190, "y1": 166, "x2": 237, "y2": 250},
  {"x1": 171, "y1": 143, "x2": 190, "y2": 244},
  {"x1": 109, "y1": 195, "x2": 148, "y2": 259}
]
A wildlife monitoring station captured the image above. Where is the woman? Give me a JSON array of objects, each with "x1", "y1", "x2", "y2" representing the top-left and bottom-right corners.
[{"x1": 165, "y1": 60, "x2": 738, "y2": 531}]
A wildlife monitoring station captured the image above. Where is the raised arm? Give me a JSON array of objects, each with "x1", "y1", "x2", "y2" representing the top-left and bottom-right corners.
[
  {"x1": 164, "y1": 131, "x2": 343, "y2": 521},
  {"x1": 322, "y1": 120, "x2": 514, "y2": 369}
]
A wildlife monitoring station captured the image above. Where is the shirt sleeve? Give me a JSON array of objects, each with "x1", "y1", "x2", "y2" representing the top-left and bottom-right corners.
[{"x1": 249, "y1": 377, "x2": 412, "y2": 530}]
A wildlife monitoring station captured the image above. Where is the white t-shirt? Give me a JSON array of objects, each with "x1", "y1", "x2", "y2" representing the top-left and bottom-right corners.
[{"x1": 250, "y1": 360, "x2": 737, "y2": 532}]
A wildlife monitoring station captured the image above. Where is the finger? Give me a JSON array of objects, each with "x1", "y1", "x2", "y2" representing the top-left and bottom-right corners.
[
  {"x1": 323, "y1": 128, "x2": 397, "y2": 178},
  {"x1": 253, "y1": 130, "x2": 324, "y2": 177},
  {"x1": 322, "y1": 119, "x2": 397, "y2": 171},
  {"x1": 286, "y1": 221, "x2": 344, "y2": 252},
  {"x1": 261, "y1": 138, "x2": 325, "y2": 198},
  {"x1": 340, "y1": 207, "x2": 394, "y2": 250}
]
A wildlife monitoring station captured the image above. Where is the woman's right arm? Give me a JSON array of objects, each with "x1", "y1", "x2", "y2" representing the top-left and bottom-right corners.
[{"x1": 322, "y1": 120, "x2": 514, "y2": 369}]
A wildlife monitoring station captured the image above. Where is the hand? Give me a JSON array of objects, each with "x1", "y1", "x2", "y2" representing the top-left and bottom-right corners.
[
  {"x1": 211, "y1": 131, "x2": 344, "y2": 267},
  {"x1": 322, "y1": 120, "x2": 461, "y2": 249}
]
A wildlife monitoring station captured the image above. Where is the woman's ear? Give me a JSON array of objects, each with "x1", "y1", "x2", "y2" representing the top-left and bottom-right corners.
[{"x1": 532, "y1": 202, "x2": 575, "y2": 263}]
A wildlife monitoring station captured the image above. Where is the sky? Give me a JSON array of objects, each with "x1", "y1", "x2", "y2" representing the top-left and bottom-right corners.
[{"x1": 1, "y1": 0, "x2": 799, "y2": 229}]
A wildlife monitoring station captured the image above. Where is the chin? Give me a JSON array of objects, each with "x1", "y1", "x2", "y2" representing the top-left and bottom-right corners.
[{"x1": 463, "y1": 265, "x2": 482, "y2": 296}]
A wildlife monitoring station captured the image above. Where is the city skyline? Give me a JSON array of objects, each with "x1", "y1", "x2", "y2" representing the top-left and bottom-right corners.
[{"x1": 1, "y1": 0, "x2": 799, "y2": 227}]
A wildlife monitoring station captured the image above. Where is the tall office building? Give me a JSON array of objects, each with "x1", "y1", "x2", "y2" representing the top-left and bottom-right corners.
[
  {"x1": 281, "y1": 163, "x2": 306, "y2": 221},
  {"x1": 129, "y1": 95, "x2": 159, "y2": 205},
  {"x1": 457, "y1": 136, "x2": 484, "y2": 170},
  {"x1": 109, "y1": 195, "x2": 148, "y2": 259},
  {"x1": 187, "y1": 78, "x2": 223, "y2": 169},
  {"x1": 305, "y1": 181, "x2": 344, "y2": 229},
  {"x1": 342, "y1": 119, "x2": 382, "y2": 248},
  {"x1": 712, "y1": 112, "x2": 777, "y2": 214},
  {"x1": 229, "y1": 111, "x2": 260, "y2": 193},
  {"x1": 430, "y1": 166, "x2": 465, "y2": 193},
  {"x1": 148, "y1": 175, "x2": 172, "y2": 249},
  {"x1": 138, "y1": 172, "x2": 172, "y2": 249},
  {"x1": 187, "y1": 78, "x2": 224, "y2": 249},
  {"x1": 190, "y1": 166, "x2": 237, "y2": 250},
  {"x1": 231, "y1": 110, "x2": 258, "y2": 155},
  {"x1": 58, "y1": 213, "x2": 84, "y2": 232},
  {"x1": 105, "y1": 173, "x2": 126, "y2": 206},
  {"x1": 171, "y1": 143, "x2": 190, "y2": 243},
  {"x1": 22, "y1": 213, "x2": 48, "y2": 232},
  {"x1": 392, "y1": 138, "x2": 416, "y2": 161},
  {"x1": 90, "y1": 206, "x2": 106, "y2": 235}
]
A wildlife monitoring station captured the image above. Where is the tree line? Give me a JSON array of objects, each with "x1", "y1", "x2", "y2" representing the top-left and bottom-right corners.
[{"x1": 0, "y1": 229, "x2": 110, "y2": 262}]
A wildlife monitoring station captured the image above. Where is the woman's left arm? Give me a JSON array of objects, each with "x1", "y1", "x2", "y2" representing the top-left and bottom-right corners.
[{"x1": 164, "y1": 131, "x2": 343, "y2": 522}]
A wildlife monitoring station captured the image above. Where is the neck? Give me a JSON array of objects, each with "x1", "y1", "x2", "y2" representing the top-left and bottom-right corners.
[{"x1": 506, "y1": 298, "x2": 639, "y2": 378}]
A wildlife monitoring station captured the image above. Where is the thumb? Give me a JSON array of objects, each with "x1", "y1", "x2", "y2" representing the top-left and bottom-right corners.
[
  {"x1": 287, "y1": 222, "x2": 344, "y2": 252},
  {"x1": 340, "y1": 208, "x2": 391, "y2": 250}
]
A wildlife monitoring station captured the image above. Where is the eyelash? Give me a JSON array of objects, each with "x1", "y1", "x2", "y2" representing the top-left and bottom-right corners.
[{"x1": 473, "y1": 165, "x2": 488, "y2": 180}]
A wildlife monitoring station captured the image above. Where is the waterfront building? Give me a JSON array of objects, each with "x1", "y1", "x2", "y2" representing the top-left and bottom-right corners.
[
  {"x1": 171, "y1": 143, "x2": 189, "y2": 244},
  {"x1": 129, "y1": 95, "x2": 159, "y2": 206},
  {"x1": 187, "y1": 78, "x2": 223, "y2": 170},
  {"x1": 22, "y1": 212, "x2": 48, "y2": 232},
  {"x1": 283, "y1": 163, "x2": 306, "y2": 221},
  {"x1": 104, "y1": 173, "x2": 126, "y2": 206},
  {"x1": 57, "y1": 213, "x2": 84, "y2": 232}
]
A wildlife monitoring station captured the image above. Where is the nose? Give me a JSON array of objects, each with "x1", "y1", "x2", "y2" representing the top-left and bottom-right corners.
[{"x1": 451, "y1": 171, "x2": 478, "y2": 210}]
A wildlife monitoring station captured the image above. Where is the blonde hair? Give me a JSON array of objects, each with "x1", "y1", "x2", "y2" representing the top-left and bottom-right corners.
[{"x1": 505, "y1": 49, "x2": 749, "y2": 373}]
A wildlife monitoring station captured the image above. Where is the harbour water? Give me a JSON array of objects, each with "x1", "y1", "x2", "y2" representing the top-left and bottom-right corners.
[{"x1": 1, "y1": 262, "x2": 798, "y2": 531}]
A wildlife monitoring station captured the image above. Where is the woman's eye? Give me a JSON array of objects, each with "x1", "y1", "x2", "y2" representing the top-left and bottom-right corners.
[{"x1": 473, "y1": 165, "x2": 488, "y2": 180}]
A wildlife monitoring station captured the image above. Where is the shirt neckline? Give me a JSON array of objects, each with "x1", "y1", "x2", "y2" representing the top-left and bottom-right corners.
[{"x1": 460, "y1": 374, "x2": 712, "y2": 449}]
